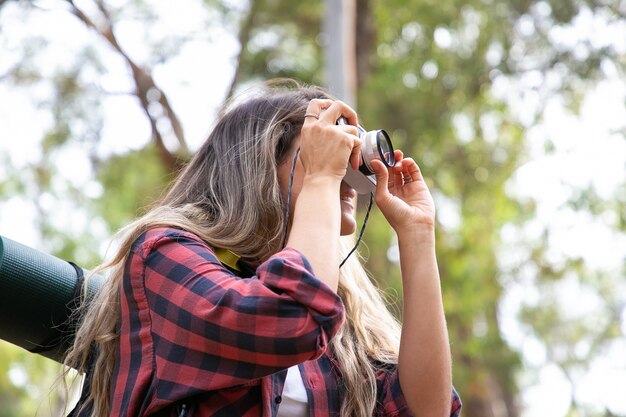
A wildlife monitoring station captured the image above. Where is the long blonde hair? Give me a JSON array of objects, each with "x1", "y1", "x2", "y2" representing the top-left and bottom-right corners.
[{"x1": 64, "y1": 80, "x2": 401, "y2": 416}]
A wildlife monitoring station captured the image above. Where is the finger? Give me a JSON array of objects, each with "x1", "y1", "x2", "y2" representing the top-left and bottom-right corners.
[
  {"x1": 392, "y1": 160, "x2": 404, "y2": 189},
  {"x1": 371, "y1": 159, "x2": 391, "y2": 200},
  {"x1": 319, "y1": 100, "x2": 358, "y2": 126},
  {"x1": 393, "y1": 149, "x2": 404, "y2": 163},
  {"x1": 336, "y1": 124, "x2": 359, "y2": 137},
  {"x1": 304, "y1": 99, "x2": 335, "y2": 123},
  {"x1": 349, "y1": 135, "x2": 362, "y2": 170},
  {"x1": 338, "y1": 124, "x2": 361, "y2": 169},
  {"x1": 401, "y1": 157, "x2": 424, "y2": 183}
]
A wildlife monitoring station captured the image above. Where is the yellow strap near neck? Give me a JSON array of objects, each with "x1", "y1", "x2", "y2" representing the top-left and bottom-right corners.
[{"x1": 213, "y1": 247, "x2": 241, "y2": 272}]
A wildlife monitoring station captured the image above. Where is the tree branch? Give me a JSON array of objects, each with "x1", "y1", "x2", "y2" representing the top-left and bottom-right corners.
[
  {"x1": 65, "y1": 0, "x2": 189, "y2": 172},
  {"x1": 221, "y1": 0, "x2": 259, "y2": 110}
]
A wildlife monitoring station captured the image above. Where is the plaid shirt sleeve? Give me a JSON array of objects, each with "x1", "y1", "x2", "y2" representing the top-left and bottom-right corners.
[
  {"x1": 133, "y1": 228, "x2": 345, "y2": 409},
  {"x1": 374, "y1": 364, "x2": 462, "y2": 417}
]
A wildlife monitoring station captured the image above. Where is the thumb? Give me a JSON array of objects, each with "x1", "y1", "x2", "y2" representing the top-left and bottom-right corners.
[{"x1": 371, "y1": 159, "x2": 391, "y2": 201}]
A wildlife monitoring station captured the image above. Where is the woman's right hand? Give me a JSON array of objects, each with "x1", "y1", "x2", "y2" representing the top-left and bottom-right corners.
[
  {"x1": 284, "y1": 99, "x2": 360, "y2": 291},
  {"x1": 298, "y1": 99, "x2": 362, "y2": 181}
]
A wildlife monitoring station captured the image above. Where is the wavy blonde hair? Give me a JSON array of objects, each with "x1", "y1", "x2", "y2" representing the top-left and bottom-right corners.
[{"x1": 64, "y1": 80, "x2": 401, "y2": 416}]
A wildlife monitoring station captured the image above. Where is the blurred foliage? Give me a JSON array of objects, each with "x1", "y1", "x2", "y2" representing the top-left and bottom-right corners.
[
  {"x1": 95, "y1": 145, "x2": 172, "y2": 231},
  {"x1": 0, "y1": 0, "x2": 625, "y2": 416},
  {"x1": 0, "y1": 341, "x2": 72, "y2": 416}
]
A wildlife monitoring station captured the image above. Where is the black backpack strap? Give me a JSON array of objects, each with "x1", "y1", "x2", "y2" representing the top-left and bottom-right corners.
[
  {"x1": 66, "y1": 356, "x2": 94, "y2": 417},
  {"x1": 64, "y1": 262, "x2": 92, "y2": 417}
]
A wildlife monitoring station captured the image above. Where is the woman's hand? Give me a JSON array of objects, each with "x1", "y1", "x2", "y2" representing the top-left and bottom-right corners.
[
  {"x1": 373, "y1": 151, "x2": 452, "y2": 417},
  {"x1": 284, "y1": 99, "x2": 361, "y2": 291},
  {"x1": 299, "y1": 99, "x2": 361, "y2": 181},
  {"x1": 370, "y1": 150, "x2": 436, "y2": 233}
]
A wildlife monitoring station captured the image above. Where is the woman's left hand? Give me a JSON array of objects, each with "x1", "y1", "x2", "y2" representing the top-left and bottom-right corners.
[{"x1": 370, "y1": 150, "x2": 436, "y2": 233}]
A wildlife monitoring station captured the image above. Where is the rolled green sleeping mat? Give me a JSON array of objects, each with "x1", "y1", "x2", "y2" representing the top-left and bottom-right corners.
[{"x1": 0, "y1": 235, "x2": 102, "y2": 364}]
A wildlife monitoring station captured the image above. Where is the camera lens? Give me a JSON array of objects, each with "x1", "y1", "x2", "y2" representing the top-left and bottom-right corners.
[
  {"x1": 336, "y1": 118, "x2": 395, "y2": 176},
  {"x1": 359, "y1": 129, "x2": 395, "y2": 176},
  {"x1": 376, "y1": 130, "x2": 394, "y2": 167}
]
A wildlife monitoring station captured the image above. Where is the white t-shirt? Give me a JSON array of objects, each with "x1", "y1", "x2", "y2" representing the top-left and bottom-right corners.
[{"x1": 276, "y1": 365, "x2": 310, "y2": 417}]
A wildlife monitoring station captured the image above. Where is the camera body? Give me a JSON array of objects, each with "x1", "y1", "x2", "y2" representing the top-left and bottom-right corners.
[{"x1": 337, "y1": 117, "x2": 395, "y2": 194}]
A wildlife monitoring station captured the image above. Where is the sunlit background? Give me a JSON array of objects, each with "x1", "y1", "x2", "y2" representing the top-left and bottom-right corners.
[{"x1": 1, "y1": 0, "x2": 625, "y2": 416}]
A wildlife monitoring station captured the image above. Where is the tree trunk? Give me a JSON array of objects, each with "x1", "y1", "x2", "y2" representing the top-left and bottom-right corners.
[
  {"x1": 323, "y1": 0, "x2": 357, "y2": 106},
  {"x1": 355, "y1": 0, "x2": 375, "y2": 88}
]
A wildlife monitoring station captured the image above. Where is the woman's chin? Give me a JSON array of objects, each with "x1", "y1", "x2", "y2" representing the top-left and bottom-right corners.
[{"x1": 340, "y1": 214, "x2": 357, "y2": 236}]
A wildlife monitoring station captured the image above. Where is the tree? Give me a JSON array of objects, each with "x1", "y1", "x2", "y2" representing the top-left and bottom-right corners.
[
  {"x1": 0, "y1": 0, "x2": 624, "y2": 416},
  {"x1": 232, "y1": 1, "x2": 625, "y2": 415}
]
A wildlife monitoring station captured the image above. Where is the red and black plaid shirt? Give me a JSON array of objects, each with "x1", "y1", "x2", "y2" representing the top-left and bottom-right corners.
[{"x1": 105, "y1": 227, "x2": 461, "y2": 416}]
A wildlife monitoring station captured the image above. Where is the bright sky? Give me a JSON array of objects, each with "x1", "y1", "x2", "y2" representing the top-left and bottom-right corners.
[
  {"x1": 0, "y1": 1, "x2": 625, "y2": 416},
  {"x1": 499, "y1": 78, "x2": 626, "y2": 415}
]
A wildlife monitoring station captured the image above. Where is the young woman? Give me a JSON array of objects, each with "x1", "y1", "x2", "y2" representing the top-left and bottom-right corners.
[{"x1": 65, "y1": 81, "x2": 462, "y2": 417}]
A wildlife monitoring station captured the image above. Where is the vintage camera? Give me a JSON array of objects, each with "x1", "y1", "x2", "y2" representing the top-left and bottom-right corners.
[{"x1": 337, "y1": 117, "x2": 395, "y2": 194}]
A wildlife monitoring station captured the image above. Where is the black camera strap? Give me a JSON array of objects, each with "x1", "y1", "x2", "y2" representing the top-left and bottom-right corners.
[
  {"x1": 339, "y1": 191, "x2": 373, "y2": 268},
  {"x1": 281, "y1": 145, "x2": 373, "y2": 268}
]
